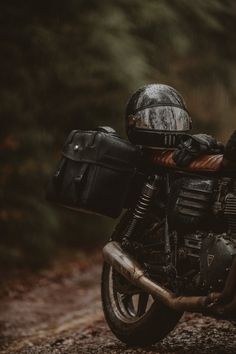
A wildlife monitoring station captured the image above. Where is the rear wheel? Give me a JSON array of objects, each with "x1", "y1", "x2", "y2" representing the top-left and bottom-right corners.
[
  {"x1": 101, "y1": 211, "x2": 182, "y2": 346},
  {"x1": 101, "y1": 262, "x2": 182, "y2": 346}
]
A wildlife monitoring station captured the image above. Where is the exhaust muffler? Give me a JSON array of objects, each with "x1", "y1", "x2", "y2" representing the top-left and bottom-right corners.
[{"x1": 103, "y1": 241, "x2": 209, "y2": 313}]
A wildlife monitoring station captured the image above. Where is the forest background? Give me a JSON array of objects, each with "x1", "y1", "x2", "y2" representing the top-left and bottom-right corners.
[{"x1": 1, "y1": 0, "x2": 236, "y2": 268}]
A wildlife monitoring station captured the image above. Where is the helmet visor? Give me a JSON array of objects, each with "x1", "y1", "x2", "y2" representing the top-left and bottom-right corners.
[{"x1": 132, "y1": 106, "x2": 191, "y2": 132}]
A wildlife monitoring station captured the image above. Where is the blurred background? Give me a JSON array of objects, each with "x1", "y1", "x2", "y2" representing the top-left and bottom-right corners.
[{"x1": 1, "y1": 0, "x2": 236, "y2": 269}]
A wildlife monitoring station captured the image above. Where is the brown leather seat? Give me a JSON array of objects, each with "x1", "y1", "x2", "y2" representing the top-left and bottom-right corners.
[{"x1": 148, "y1": 150, "x2": 224, "y2": 173}]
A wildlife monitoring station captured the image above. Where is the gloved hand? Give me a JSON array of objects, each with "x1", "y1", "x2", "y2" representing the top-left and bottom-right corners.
[{"x1": 173, "y1": 134, "x2": 224, "y2": 167}]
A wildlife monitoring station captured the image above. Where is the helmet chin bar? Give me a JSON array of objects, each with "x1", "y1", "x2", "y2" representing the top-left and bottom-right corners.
[{"x1": 128, "y1": 128, "x2": 190, "y2": 149}]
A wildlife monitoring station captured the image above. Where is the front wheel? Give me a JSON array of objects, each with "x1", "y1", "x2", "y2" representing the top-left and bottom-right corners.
[{"x1": 101, "y1": 261, "x2": 183, "y2": 346}]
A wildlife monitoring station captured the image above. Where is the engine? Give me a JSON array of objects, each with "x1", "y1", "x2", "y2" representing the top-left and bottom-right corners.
[
  {"x1": 177, "y1": 231, "x2": 236, "y2": 293},
  {"x1": 168, "y1": 176, "x2": 236, "y2": 293}
]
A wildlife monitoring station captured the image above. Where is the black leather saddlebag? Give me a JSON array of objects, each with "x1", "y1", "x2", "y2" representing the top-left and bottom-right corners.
[{"x1": 47, "y1": 127, "x2": 141, "y2": 218}]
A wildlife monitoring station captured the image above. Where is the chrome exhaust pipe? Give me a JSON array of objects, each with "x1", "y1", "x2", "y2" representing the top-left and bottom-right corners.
[{"x1": 103, "y1": 241, "x2": 208, "y2": 313}]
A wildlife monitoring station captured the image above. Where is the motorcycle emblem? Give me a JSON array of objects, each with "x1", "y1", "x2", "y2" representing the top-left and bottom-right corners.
[{"x1": 207, "y1": 254, "x2": 214, "y2": 267}]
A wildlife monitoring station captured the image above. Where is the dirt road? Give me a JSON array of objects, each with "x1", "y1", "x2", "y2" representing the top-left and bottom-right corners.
[{"x1": 1, "y1": 254, "x2": 236, "y2": 354}]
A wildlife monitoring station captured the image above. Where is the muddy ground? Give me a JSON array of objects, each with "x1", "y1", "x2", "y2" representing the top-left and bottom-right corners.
[{"x1": 0, "y1": 252, "x2": 236, "y2": 354}]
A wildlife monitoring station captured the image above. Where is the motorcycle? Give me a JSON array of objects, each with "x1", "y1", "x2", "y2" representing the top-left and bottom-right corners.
[
  {"x1": 101, "y1": 142, "x2": 236, "y2": 346},
  {"x1": 47, "y1": 126, "x2": 236, "y2": 347}
]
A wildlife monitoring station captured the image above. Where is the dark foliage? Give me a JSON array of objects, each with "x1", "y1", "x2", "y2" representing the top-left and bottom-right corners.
[{"x1": 1, "y1": 0, "x2": 236, "y2": 267}]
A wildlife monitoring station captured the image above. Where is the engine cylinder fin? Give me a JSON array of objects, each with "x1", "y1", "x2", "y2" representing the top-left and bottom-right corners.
[
  {"x1": 224, "y1": 194, "x2": 236, "y2": 238},
  {"x1": 181, "y1": 187, "x2": 212, "y2": 194},
  {"x1": 178, "y1": 200, "x2": 209, "y2": 210},
  {"x1": 178, "y1": 208, "x2": 205, "y2": 217},
  {"x1": 179, "y1": 193, "x2": 211, "y2": 202}
]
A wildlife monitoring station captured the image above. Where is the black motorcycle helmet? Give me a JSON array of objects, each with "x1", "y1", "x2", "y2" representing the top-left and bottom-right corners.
[{"x1": 125, "y1": 84, "x2": 192, "y2": 148}]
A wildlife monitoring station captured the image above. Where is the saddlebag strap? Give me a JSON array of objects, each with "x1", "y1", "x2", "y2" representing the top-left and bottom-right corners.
[{"x1": 97, "y1": 126, "x2": 117, "y2": 134}]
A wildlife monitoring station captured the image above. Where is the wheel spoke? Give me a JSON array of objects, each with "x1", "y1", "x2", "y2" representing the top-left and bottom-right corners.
[
  {"x1": 137, "y1": 293, "x2": 149, "y2": 317},
  {"x1": 120, "y1": 294, "x2": 135, "y2": 316}
]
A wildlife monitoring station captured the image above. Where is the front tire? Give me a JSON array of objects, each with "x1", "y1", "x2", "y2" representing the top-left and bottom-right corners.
[{"x1": 101, "y1": 261, "x2": 182, "y2": 346}]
